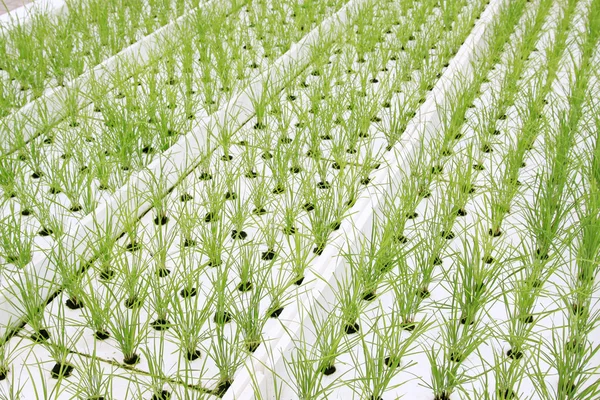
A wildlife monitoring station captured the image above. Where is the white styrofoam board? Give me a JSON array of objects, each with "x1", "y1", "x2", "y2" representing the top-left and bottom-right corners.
[{"x1": 4, "y1": 0, "x2": 600, "y2": 396}]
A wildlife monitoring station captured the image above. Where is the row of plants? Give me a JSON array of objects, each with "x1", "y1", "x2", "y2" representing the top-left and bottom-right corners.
[
  {"x1": 469, "y1": 8, "x2": 588, "y2": 392},
  {"x1": 0, "y1": 333, "x2": 222, "y2": 399}
]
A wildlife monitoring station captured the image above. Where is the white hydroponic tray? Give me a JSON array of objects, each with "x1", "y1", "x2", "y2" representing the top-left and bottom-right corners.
[{"x1": 1, "y1": 0, "x2": 599, "y2": 398}]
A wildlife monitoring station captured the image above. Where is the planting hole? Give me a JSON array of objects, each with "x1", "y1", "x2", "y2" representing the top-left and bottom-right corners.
[
  {"x1": 65, "y1": 297, "x2": 84, "y2": 310},
  {"x1": 198, "y1": 172, "x2": 212, "y2": 181},
  {"x1": 261, "y1": 250, "x2": 276, "y2": 261},
  {"x1": 186, "y1": 349, "x2": 201, "y2": 361},
  {"x1": 215, "y1": 379, "x2": 233, "y2": 397},
  {"x1": 157, "y1": 268, "x2": 171, "y2": 278},
  {"x1": 38, "y1": 228, "x2": 53, "y2": 237},
  {"x1": 31, "y1": 329, "x2": 50, "y2": 343},
  {"x1": 344, "y1": 322, "x2": 360, "y2": 334},
  {"x1": 506, "y1": 348, "x2": 523, "y2": 360},
  {"x1": 151, "y1": 390, "x2": 171, "y2": 400},
  {"x1": 237, "y1": 281, "x2": 253, "y2": 292},
  {"x1": 303, "y1": 203, "x2": 315, "y2": 212},
  {"x1": 269, "y1": 307, "x2": 284, "y2": 318},
  {"x1": 362, "y1": 291, "x2": 376, "y2": 301},
  {"x1": 50, "y1": 363, "x2": 74, "y2": 379},
  {"x1": 180, "y1": 287, "x2": 197, "y2": 298},
  {"x1": 214, "y1": 311, "x2": 232, "y2": 325},
  {"x1": 123, "y1": 354, "x2": 140, "y2": 365},
  {"x1": 151, "y1": 319, "x2": 170, "y2": 331},
  {"x1": 180, "y1": 193, "x2": 193, "y2": 202},
  {"x1": 154, "y1": 214, "x2": 169, "y2": 225},
  {"x1": 252, "y1": 207, "x2": 267, "y2": 215},
  {"x1": 320, "y1": 365, "x2": 336, "y2": 376},
  {"x1": 231, "y1": 230, "x2": 248, "y2": 240},
  {"x1": 94, "y1": 330, "x2": 110, "y2": 340}
]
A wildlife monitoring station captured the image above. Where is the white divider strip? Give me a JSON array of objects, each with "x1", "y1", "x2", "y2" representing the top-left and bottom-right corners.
[
  {"x1": 0, "y1": 0, "x2": 357, "y2": 339},
  {"x1": 225, "y1": 0, "x2": 508, "y2": 396}
]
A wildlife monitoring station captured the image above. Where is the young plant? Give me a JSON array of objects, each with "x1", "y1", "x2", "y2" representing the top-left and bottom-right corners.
[
  {"x1": 68, "y1": 353, "x2": 112, "y2": 400},
  {"x1": 426, "y1": 308, "x2": 488, "y2": 400},
  {"x1": 0, "y1": 155, "x2": 22, "y2": 199},
  {"x1": 49, "y1": 240, "x2": 86, "y2": 310},
  {"x1": 378, "y1": 89, "x2": 417, "y2": 150},
  {"x1": 43, "y1": 302, "x2": 84, "y2": 379},
  {"x1": 33, "y1": 198, "x2": 66, "y2": 239},
  {"x1": 209, "y1": 320, "x2": 245, "y2": 396},
  {"x1": 342, "y1": 220, "x2": 391, "y2": 301},
  {"x1": 87, "y1": 214, "x2": 120, "y2": 281},
  {"x1": 247, "y1": 170, "x2": 270, "y2": 216},
  {"x1": 229, "y1": 190, "x2": 250, "y2": 241},
  {"x1": 352, "y1": 314, "x2": 425, "y2": 400},
  {"x1": 258, "y1": 214, "x2": 279, "y2": 261},
  {"x1": 487, "y1": 144, "x2": 522, "y2": 237},
  {"x1": 445, "y1": 147, "x2": 477, "y2": 218},
  {"x1": 409, "y1": 144, "x2": 436, "y2": 200},
  {"x1": 234, "y1": 242, "x2": 260, "y2": 292},
  {"x1": 331, "y1": 273, "x2": 365, "y2": 335},
  {"x1": 524, "y1": 166, "x2": 574, "y2": 262},
  {"x1": 452, "y1": 228, "x2": 504, "y2": 325},
  {"x1": 79, "y1": 278, "x2": 113, "y2": 340},
  {"x1": 306, "y1": 304, "x2": 351, "y2": 376},
  {"x1": 105, "y1": 288, "x2": 148, "y2": 365},
  {"x1": 500, "y1": 250, "x2": 549, "y2": 362},
  {"x1": 390, "y1": 247, "x2": 426, "y2": 330},
  {"x1": 380, "y1": 177, "x2": 421, "y2": 244},
  {"x1": 0, "y1": 335, "x2": 20, "y2": 382},
  {"x1": 140, "y1": 344, "x2": 172, "y2": 400},
  {"x1": 284, "y1": 230, "x2": 314, "y2": 285},
  {"x1": 232, "y1": 267, "x2": 269, "y2": 353},
  {"x1": 198, "y1": 204, "x2": 228, "y2": 268},
  {"x1": 174, "y1": 189, "x2": 201, "y2": 248},
  {"x1": 148, "y1": 270, "x2": 174, "y2": 331},
  {"x1": 282, "y1": 324, "x2": 336, "y2": 399},
  {"x1": 305, "y1": 188, "x2": 338, "y2": 256},
  {"x1": 0, "y1": 205, "x2": 33, "y2": 268},
  {"x1": 5, "y1": 269, "x2": 51, "y2": 343},
  {"x1": 168, "y1": 280, "x2": 212, "y2": 362},
  {"x1": 208, "y1": 110, "x2": 239, "y2": 162},
  {"x1": 248, "y1": 76, "x2": 275, "y2": 131},
  {"x1": 480, "y1": 350, "x2": 527, "y2": 400}
]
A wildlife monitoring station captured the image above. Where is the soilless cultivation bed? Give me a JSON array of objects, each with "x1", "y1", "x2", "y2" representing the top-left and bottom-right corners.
[{"x1": 0, "y1": 0, "x2": 599, "y2": 398}]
